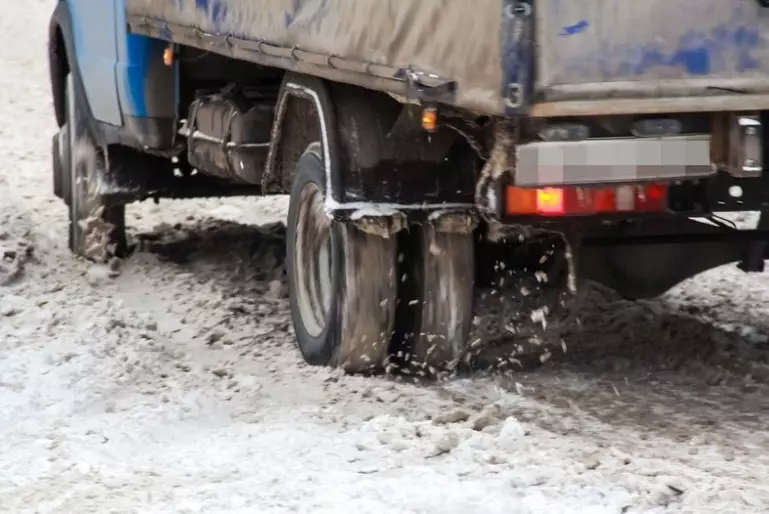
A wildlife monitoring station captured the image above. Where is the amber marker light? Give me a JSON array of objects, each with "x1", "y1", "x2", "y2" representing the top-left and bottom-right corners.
[
  {"x1": 422, "y1": 107, "x2": 438, "y2": 132},
  {"x1": 163, "y1": 46, "x2": 174, "y2": 67}
]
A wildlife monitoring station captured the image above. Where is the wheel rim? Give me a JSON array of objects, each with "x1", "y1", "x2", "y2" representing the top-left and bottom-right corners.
[{"x1": 294, "y1": 182, "x2": 334, "y2": 338}]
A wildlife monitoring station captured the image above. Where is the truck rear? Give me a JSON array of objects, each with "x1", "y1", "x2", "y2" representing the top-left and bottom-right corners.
[{"x1": 48, "y1": 0, "x2": 769, "y2": 375}]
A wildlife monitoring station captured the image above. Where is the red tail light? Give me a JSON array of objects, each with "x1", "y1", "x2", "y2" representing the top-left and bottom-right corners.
[{"x1": 505, "y1": 183, "x2": 668, "y2": 216}]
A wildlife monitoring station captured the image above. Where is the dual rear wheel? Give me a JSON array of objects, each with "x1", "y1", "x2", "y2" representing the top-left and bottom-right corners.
[
  {"x1": 286, "y1": 145, "x2": 475, "y2": 375},
  {"x1": 55, "y1": 76, "x2": 475, "y2": 375}
]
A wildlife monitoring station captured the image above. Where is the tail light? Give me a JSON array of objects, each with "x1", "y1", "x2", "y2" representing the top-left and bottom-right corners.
[{"x1": 505, "y1": 183, "x2": 668, "y2": 216}]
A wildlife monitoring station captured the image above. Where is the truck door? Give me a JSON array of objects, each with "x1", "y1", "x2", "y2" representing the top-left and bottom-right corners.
[
  {"x1": 66, "y1": 0, "x2": 122, "y2": 126},
  {"x1": 113, "y1": 0, "x2": 177, "y2": 125}
]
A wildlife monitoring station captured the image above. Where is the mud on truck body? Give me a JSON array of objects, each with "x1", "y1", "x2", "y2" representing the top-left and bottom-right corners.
[{"x1": 48, "y1": 0, "x2": 769, "y2": 375}]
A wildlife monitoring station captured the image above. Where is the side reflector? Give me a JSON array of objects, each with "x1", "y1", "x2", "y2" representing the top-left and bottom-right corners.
[{"x1": 505, "y1": 183, "x2": 668, "y2": 216}]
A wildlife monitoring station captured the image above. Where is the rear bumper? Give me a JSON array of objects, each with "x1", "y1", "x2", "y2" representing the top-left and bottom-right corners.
[
  {"x1": 475, "y1": 115, "x2": 764, "y2": 221},
  {"x1": 530, "y1": 94, "x2": 769, "y2": 117}
]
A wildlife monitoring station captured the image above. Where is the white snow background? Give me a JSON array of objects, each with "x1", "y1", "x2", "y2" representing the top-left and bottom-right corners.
[{"x1": 3, "y1": 1, "x2": 769, "y2": 513}]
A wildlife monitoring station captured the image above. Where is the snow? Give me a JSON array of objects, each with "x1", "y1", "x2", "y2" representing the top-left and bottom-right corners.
[{"x1": 4, "y1": 1, "x2": 769, "y2": 513}]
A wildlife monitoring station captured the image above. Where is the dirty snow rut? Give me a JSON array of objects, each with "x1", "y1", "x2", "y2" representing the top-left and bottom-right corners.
[{"x1": 4, "y1": 1, "x2": 769, "y2": 513}]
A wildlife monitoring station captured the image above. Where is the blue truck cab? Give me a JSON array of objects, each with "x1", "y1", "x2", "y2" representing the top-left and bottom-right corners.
[
  {"x1": 47, "y1": 0, "x2": 769, "y2": 375},
  {"x1": 49, "y1": 0, "x2": 176, "y2": 151}
]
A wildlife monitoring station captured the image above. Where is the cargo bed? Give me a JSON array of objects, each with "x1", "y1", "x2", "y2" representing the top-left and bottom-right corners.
[{"x1": 125, "y1": 0, "x2": 769, "y2": 116}]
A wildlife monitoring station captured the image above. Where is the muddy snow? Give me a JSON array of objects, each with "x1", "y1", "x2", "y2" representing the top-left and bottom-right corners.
[{"x1": 3, "y1": 1, "x2": 769, "y2": 513}]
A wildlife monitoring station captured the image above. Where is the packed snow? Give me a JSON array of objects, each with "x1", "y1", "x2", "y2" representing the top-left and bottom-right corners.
[{"x1": 3, "y1": 1, "x2": 769, "y2": 513}]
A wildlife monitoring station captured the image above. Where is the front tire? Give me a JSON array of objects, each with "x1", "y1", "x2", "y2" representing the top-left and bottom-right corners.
[
  {"x1": 286, "y1": 145, "x2": 398, "y2": 373},
  {"x1": 62, "y1": 74, "x2": 126, "y2": 261}
]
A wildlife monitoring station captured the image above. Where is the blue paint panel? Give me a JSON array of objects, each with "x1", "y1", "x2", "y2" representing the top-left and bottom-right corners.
[
  {"x1": 195, "y1": 0, "x2": 228, "y2": 25},
  {"x1": 284, "y1": 0, "x2": 330, "y2": 30},
  {"x1": 184, "y1": 0, "x2": 230, "y2": 32},
  {"x1": 189, "y1": 0, "x2": 327, "y2": 34},
  {"x1": 115, "y1": 0, "x2": 178, "y2": 118},
  {"x1": 618, "y1": 26, "x2": 761, "y2": 77},
  {"x1": 559, "y1": 20, "x2": 588, "y2": 36},
  {"x1": 123, "y1": 36, "x2": 153, "y2": 117},
  {"x1": 538, "y1": 0, "x2": 769, "y2": 86}
]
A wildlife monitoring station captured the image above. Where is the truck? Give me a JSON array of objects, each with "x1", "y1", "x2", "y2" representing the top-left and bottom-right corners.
[{"x1": 48, "y1": 0, "x2": 769, "y2": 375}]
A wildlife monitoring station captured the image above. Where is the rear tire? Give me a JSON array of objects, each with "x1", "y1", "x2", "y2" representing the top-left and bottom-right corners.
[
  {"x1": 62, "y1": 74, "x2": 126, "y2": 262},
  {"x1": 400, "y1": 224, "x2": 475, "y2": 375},
  {"x1": 286, "y1": 144, "x2": 398, "y2": 373}
]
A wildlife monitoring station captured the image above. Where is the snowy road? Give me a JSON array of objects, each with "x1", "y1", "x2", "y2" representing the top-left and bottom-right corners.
[{"x1": 3, "y1": 1, "x2": 769, "y2": 513}]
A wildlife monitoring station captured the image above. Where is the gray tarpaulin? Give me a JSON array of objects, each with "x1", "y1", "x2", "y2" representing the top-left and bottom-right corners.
[
  {"x1": 125, "y1": 0, "x2": 517, "y2": 115},
  {"x1": 535, "y1": 0, "x2": 769, "y2": 101},
  {"x1": 126, "y1": 0, "x2": 769, "y2": 115}
]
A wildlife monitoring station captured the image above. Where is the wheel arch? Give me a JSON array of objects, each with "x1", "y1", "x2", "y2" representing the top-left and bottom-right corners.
[
  {"x1": 263, "y1": 73, "x2": 342, "y2": 201},
  {"x1": 48, "y1": 1, "x2": 77, "y2": 128},
  {"x1": 263, "y1": 73, "x2": 474, "y2": 211},
  {"x1": 49, "y1": 23, "x2": 69, "y2": 128},
  {"x1": 48, "y1": 0, "x2": 101, "y2": 144}
]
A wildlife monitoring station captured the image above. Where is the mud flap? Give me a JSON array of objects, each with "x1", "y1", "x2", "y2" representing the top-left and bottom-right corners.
[{"x1": 349, "y1": 211, "x2": 408, "y2": 239}]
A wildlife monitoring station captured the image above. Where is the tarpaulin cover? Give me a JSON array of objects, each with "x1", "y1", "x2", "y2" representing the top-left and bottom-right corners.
[
  {"x1": 536, "y1": 0, "x2": 769, "y2": 100},
  {"x1": 126, "y1": 0, "x2": 769, "y2": 115},
  {"x1": 125, "y1": 0, "x2": 520, "y2": 115}
]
